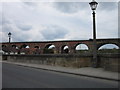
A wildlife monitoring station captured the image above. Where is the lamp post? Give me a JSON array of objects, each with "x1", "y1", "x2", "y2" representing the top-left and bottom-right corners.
[
  {"x1": 8, "y1": 32, "x2": 12, "y2": 55},
  {"x1": 89, "y1": 0, "x2": 98, "y2": 68}
]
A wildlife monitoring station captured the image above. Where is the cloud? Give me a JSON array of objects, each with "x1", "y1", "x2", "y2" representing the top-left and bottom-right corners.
[
  {"x1": 0, "y1": 13, "x2": 2, "y2": 25},
  {"x1": 22, "y1": 2, "x2": 38, "y2": 10},
  {"x1": 98, "y1": 2, "x2": 117, "y2": 11},
  {"x1": 41, "y1": 25, "x2": 68, "y2": 40},
  {"x1": 53, "y1": 2, "x2": 88, "y2": 14},
  {"x1": 16, "y1": 23, "x2": 32, "y2": 31},
  {"x1": 1, "y1": 2, "x2": 118, "y2": 43},
  {"x1": 53, "y1": 2, "x2": 117, "y2": 14},
  {"x1": 23, "y1": 2, "x2": 37, "y2": 6},
  {"x1": 1, "y1": 15, "x2": 68, "y2": 42},
  {"x1": 0, "y1": 16, "x2": 11, "y2": 25},
  {"x1": 97, "y1": 7, "x2": 118, "y2": 38},
  {"x1": 1, "y1": 16, "x2": 33, "y2": 42}
]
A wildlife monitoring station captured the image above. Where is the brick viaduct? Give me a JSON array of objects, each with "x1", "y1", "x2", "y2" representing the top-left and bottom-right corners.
[{"x1": 1, "y1": 38, "x2": 120, "y2": 54}]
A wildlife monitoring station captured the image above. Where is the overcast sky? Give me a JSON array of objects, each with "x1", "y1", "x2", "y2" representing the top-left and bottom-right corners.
[{"x1": 0, "y1": 0, "x2": 119, "y2": 42}]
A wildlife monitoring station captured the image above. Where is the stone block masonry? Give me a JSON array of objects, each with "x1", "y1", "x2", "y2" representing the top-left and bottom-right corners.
[
  {"x1": 2, "y1": 53, "x2": 120, "y2": 72},
  {"x1": 4, "y1": 54, "x2": 92, "y2": 68}
]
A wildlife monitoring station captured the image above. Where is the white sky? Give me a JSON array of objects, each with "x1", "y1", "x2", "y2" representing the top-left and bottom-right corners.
[{"x1": 0, "y1": 0, "x2": 119, "y2": 43}]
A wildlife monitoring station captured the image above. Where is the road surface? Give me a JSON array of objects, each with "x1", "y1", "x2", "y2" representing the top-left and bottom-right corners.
[{"x1": 2, "y1": 62, "x2": 119, "y2": 88}]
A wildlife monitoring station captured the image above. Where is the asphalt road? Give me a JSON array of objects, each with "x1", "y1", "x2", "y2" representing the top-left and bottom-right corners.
[{"x1": 2, "y1": 62, "x2": 119, "y2": 88}]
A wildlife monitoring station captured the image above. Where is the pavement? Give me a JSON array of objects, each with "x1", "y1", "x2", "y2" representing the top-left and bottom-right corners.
[{"x1": 2, "y1": 61, "x2": 119, "y2": 81}]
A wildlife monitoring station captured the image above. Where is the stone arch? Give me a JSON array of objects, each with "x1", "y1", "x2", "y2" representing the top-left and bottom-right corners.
[
  {"x1": 74, "y1": 43, "x2": 89, "y2": 53},
  {"x1": 61, "y1": 45, "x2": 69, "y2": 54},
  {"x1": 43, "y1": 44, "x2": 56, "y2": 54}
]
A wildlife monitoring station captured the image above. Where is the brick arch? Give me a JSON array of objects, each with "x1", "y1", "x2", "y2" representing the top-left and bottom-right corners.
[
  {"x1": 43, "y1": 43, "x2": 56, "y2": 54},
  {"x1": 97, "y1": 42, "x2": 120, "y2": 50},
  {"x1": 73, "y1": 43, "x2": 90, "y2": 53},
  {"x1": 74, "y1": 43, "x2": 90, "y2": 50},
  {"x1": 44, "y1": 44, "x2": 53, "y2": 48},
  {"x1": 32, "y1": 46, "x2": 40, "y2": 54},
  {"x1": 34, "y1": 46, "x2": 40, "y2": 49},
  {"x1": 11, "y1": 45, "x2": 19, "y2": 49},
  {"x1": 10, "y1": 45, "x2": 19, "y2": 54},
  {"x1": 2, "y1": 45, "x2": 8, "y2": 52},
  {"x1": 12, "y1": 45, "x2": 16, "y2": 47},
  {"x1": 2, "y1": 45, "x2": 7, "y2": 48},
  {"x1": 61, "y1": 45, "x2": 69, "y2": 54},
  {"x1": 20, "y1": 44, "x2": 30, "y2": 49},
  {"x1": 19, "y1": 44, "x2": 30, "y2": 54}
]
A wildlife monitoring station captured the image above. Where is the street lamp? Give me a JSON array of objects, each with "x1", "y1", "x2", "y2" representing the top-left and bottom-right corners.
[
  {"x1": 89, "y1": 0, "x2": 98, "y2": 68},
  {"x1": 8, "y1": 32, "x2": 12, "y2": 55}
]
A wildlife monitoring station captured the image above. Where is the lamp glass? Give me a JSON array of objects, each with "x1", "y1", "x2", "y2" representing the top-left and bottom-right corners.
[
  {"x1": 89, "y1": 1, "x2": 98, "y2": 10},
  {"x1": 8, "y1": 32, "x2": 11, "y2": 37}
]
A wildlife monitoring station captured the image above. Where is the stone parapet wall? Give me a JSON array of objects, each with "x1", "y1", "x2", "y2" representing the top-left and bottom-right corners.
[
  {"x1": 2, "y1": 54, "x2": 120, "y2": 72},
  {"x1": 98, "y1": 54, "x2": 120, "y2": 72},
  {"x1": 3, "y1": 54, "x2": 92, "y2": 68}
]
